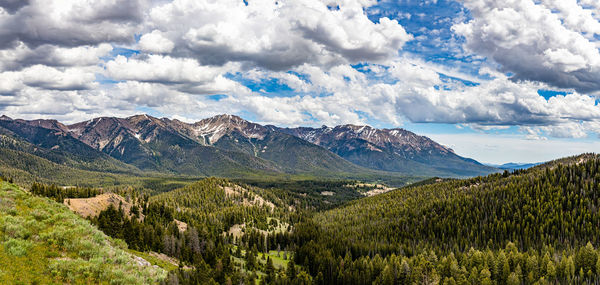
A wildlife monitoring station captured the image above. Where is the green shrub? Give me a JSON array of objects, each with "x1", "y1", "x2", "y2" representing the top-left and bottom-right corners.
[
  {"x1": 1, "y1": 215, "x2": 30, "y2": 239},
  {"x1": 31, "y1": 209, "x2": 49, "y2": 221},
  {"x1": 0, "y1": 198, "x2": 15, "y2": 214},
  {"x1": 24, "y1": 218, "x2": 43, "y2": 240},
  {"x1": 44, "y1": 250, "x2": 60, "y2": 258},
  {"x1": 91, "y1": 231, "x2": 105, "y2": 244},
  {"x1": 4, "y1": 238, "x2": 32, "y2": 256},
  {"x1": 77, "y1": 240, "x2": 97, "y2": 259}
]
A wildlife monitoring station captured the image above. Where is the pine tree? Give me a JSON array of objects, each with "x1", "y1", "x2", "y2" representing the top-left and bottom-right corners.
[{"x1": 287, "y1": 259, "x2": 297, "y2": 280}]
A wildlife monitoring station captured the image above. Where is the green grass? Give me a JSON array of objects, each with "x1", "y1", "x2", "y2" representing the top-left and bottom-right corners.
[
  {"x1": 0, "y1": 181, "x2": 167, "y2": 284},
  {"x1": 231, "y1": 245, "x2": 294, "y2": 272},
  {"x1": 261, "y1": 250, "x2": 290, "y2": 269},
  {"x1": 231, "y1": 251, "x2": 301, "y2": 285}
]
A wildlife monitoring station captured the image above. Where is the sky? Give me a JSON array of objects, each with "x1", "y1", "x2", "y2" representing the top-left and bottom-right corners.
[{"x1": 1, "y1": 0, "x2": 600, "y2": 164}]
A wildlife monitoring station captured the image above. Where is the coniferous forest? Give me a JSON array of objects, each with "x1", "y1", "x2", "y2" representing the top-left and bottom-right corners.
[{"x1": 3, "y1": 153, "x2": 600, "y2": 284}]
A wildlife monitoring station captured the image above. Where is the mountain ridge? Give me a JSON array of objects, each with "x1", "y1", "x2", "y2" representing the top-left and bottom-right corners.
[
  {"x1": 271, "y1": 123, "x2": 496, "y2": 176},
  {"x1": 0, "y1": 113, "x2": 498, "y2": 178}
]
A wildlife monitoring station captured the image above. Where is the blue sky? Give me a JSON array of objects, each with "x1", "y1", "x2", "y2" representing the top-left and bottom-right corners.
[{"x1": 1, "y1": 0, "x2": 600, "y2": 163}]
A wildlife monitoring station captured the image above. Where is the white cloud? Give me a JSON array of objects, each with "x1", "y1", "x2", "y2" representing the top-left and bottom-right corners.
[
  {"x1": 138, "y1": 30, "x2": 174, "y2": 53},
  {"x1": 0, "y1": 65, "x2": 98, "y2": 93},
  {"x1": 144, "y1": 0, "x2": 411, "y2": 69},
  {"x1": 105, "y1": 55, "x2": 230, "y2": 84},
  {"x1": 0, "y1": 43, "x2": 112, "y2": 71},
  {"x1": 0, "y1": 0, "x2": 143, "y2": 49},
  {"x1": 21, "y1": 65, "x2": 98, "y2": 90},
  {"x1": 453, "y1": 0, "x2": 600, "y2": 93},
  {"x1": 541, "y1": 122, "x2": 588, "y2": 139}
]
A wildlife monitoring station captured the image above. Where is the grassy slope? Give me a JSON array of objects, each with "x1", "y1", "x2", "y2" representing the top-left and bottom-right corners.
[{"x1": 0, "y1": 181, "x2": 166, "y2": 284}]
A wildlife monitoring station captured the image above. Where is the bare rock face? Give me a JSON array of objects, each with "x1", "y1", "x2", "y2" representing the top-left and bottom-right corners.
[
  {"x1": 279, "y1": 124, "x2": 454, "y2": 156},
  {"x1": 193, "y1": 114, "x2": 268, "y2": 144}
]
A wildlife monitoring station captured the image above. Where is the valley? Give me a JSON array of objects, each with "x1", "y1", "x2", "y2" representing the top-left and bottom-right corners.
[
  {"x1": 3, "y1": 0, "x2": 599, "y2": 284},
  {"x1": 0, "y1": 114, "x2": 598, "y2": 284}
]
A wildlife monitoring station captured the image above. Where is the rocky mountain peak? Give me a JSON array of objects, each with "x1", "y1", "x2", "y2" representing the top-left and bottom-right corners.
[
  {"x1": 22, "y1": 119, "x2": 70, "y2": 134},
  {"x1": 193, "y1": 114, "x2": 267, "y2": 144},
  {"x1": 66, "y1": 117, "x2": 135, "y2": 150},
  {"x1": 327, "y1": 124, "x2": 453, "y2": 154}
]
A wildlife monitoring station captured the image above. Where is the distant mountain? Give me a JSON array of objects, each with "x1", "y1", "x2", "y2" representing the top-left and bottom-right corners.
[
  {"x1": 272, "y1": 124, "x2": 497, "y2": 177},
  {"x1": 487, "y1": 162, "x2": 543, "y2": 171},
  {"x1": 66, "y1": 114, "x2": 282, "y2": 176},
  {"x1": 0, "y1": 114, "x2": 497, "y2": 180},
  {"x1": 0, "y1": 116, "x2": 138, "y2": 174},
  {"x1": 0, "y1": 114, "x2": 373, "y2": 179},
  {"x1": 66, "y1": 114, "x2": 367, "y2": 176},
  {"x1": 190, "y1": 115, "x2": 365, "y2": 174}
]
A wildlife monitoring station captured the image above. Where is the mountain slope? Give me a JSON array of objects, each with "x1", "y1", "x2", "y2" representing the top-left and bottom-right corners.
[
  {"x1": 0, "y1": 180, "x2": 166, "y2": 284},
  {"x1": 0, "y1": 133, "x2": 147, "y2": 186},
  {"x1": 0, "y1": 113, "x2": 495, "y2": 179},
  {"x1": 290, "y1": 153, "x2": 600, "y2": 284},
  {"x1": 0, "y1": 116, "x2": 138, "y2": 174},
  {"x1": 67, "y1": 115, "x2": 282, "y2": 176},
  {"x1": 150, "y1": 178, "x2": 286, "y2": 231},
  {"x1": 190, "y1": 115, "x2": 369, "y2": 174},
  {"x1": 273, "y1": 124, "x2": 497, "y2": 177},
  {"x1": 65, "y1": 114, "x2": 371, "y2": 176}
]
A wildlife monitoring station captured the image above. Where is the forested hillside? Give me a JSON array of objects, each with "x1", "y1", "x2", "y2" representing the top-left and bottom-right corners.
[
  {"x1": 13, "y1": 151, "x2": 600, "y2": 284},
  {"x1": 34, "y1": 178, "x2": 311, "y2": 284},
  {"x1": 291, "y1": 153, "x2": 600, "y2": 284}
]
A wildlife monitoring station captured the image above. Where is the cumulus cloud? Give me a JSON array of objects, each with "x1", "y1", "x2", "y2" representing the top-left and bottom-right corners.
[
  {"x1": 1, "y1": 0, "x2": 600, "y2": 144},
  {"x1": 0, "y1": 65, "x2": 98, "y2": 94},
  {"x1": 144, "y1": 0, "x2": 411, "y2": 69},
  {"x1": 0, "y1": 42, "x2": 112, "y2": 71},
  {"x1": 453, "y1": 0, "x2": 600, "y2": 93},
  {"x1": 105, "y1": 55, "x2": 230, "y2": 84},
  {"x1": 0, "y1": 0, "x2": 143, "y2": 49},
  {"x1": 138, "y1": 30, "x2": 174, "y2": 53}
]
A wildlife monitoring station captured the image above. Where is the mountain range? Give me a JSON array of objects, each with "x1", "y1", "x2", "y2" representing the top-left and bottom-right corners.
[
  {"x1": 0, "y1": 114, "x2": 497, "y2": 180},
  {"x1": 272, "y1": 124, "x2": 496, "y2": 176},
  {"x1": 486, "y1": 162, "x2": 543, "y2": 171}
]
